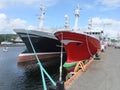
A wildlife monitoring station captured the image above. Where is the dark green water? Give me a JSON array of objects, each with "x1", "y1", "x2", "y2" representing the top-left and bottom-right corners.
[{"x1": 0, "y1": 46, "x2": 66, "y2": 90}]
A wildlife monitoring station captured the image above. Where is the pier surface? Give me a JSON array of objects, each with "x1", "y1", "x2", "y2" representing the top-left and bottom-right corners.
[{"x1": 65, "y1": 47, "x2": 120, "y2": 90}]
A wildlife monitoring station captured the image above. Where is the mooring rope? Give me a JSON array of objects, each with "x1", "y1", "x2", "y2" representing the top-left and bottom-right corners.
[
  {"x1": 86, "y1": 35, "x2": 93, "y2": 57},
  {"x1": 26, "y1": 30, "x2": 56, "y2": 90}
]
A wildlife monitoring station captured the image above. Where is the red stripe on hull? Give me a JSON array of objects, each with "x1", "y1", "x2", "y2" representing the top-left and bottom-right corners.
[
  {"x1": 55, "y1": 31, "x2": 100, "y2": 63},
  {"x1": 18, "y1": 53, "x2": 61, "y2": 63}
]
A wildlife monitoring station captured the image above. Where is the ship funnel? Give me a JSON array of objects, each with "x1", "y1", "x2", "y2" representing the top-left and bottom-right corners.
[
  {"x1": 64, "y1": 14, "x2": 69, "y2": 28},
  {"x1": 74, "y1": 4, "x2": 80, "y2": 30},
  {"x1": 38, "y1": 5, "x2": 45, "y2": 29}
]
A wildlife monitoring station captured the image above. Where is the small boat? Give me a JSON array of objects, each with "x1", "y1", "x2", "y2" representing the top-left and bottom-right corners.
[
  {"x1": 3, "y1": 46, "x2": 8, "y2": 52},
  {"x1": 54, "y1": 4, "x2": 101, "y2": 70},
  {"x1": 1, "y1": 41, "x2": 11, "y2": 52}
]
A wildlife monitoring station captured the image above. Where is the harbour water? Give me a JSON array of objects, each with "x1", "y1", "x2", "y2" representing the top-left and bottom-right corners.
[{"x1": 0, "y1": 46, "x2": 66, "y2": 90}]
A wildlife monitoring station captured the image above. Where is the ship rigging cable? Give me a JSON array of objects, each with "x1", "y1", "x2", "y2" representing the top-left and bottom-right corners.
[{"x1": 26, "y1": 30, "x2": 56, "y2": 90}]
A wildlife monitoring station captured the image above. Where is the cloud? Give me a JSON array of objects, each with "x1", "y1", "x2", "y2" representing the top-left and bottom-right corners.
[
  {"x1": 0, "y1": 13, "x2": 27, "y2": 34},
  {"x1": 97, "y1": 0, "x2": 120, "y2": 10},
  {"x1": 0, "y1": 13, "x2": 120, "y2": 39},
  {"x1": 0, "y1": 0, "x2": 58, "y2": 9},
  {"x1": 27, "y1": 25, "x2": 38, "y2": 30},
  {"x1": 84, "y1": 4, "x2": 93, "y2": 10},
  {"x1": 89, "y1": 17, "x2": 120, "y2": 38},
  {"x1": 0, "y1": 1, "x2": 6, "y2": 9},
  {"x1": 11, "y1": 19, "x2": 27, "y2": 29}
]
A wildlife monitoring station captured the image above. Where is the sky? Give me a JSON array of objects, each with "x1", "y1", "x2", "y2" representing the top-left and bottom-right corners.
[{"x1": 0, "y1": 0, "x2": 120, "y2": 39}]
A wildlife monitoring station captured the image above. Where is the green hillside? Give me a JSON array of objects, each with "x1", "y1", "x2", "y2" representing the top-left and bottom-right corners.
[{"x1": 0, "y1": 34, "x2": 18, "y2": 43}]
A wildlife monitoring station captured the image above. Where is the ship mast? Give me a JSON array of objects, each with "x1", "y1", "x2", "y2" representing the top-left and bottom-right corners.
[
  {"x1": 38, "y1": 5, "x2": 45, "y2": 29},
  {"x1": 117, "y1": 32, "x2": 120, "y2": 42},
  {"x1": 88, "y1": 18, "x2": 92, "y2": 32},
  {"x1": 74, "y1": 4, "x2": 80, "y2": 30},
  {"x1": 64, "y1": 14, "x2": 69, "y2": 28}
]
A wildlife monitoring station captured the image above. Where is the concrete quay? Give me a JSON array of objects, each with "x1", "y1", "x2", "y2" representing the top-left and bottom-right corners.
[{"x1": 65, "y1": 47, "x2": 120, "y2": 90}]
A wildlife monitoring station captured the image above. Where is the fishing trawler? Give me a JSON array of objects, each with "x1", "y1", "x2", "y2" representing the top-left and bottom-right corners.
[
  {"x1": 14, "y1": 6, "x2": 65, "y2": 65},
  {"x1": 54, "y1": 4, "x2": 101, "y2": 70}
]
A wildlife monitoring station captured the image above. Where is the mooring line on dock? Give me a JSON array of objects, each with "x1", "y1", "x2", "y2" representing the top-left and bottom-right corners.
[
  {"x1": 96, "y1": 49, "x2": 101, "y2": 56},
  {"x1": 74, "y1": 61, "x2": 86, "y2": 72},
  {"x1": 64, "y1": 57, "x2": 94, "y2": 87}
]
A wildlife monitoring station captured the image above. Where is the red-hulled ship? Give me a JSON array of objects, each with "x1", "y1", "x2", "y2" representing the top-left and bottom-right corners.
[
  {"x1": 55, "y1": 31, "x2": 101, "y2": 68},
  {"x1": 54, "y1": 4, "x2": 101, "y2": 69}
]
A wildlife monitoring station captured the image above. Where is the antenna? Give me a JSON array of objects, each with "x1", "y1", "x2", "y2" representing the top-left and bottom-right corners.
[
  {"x1": 74, "y1": 4, "x2": 81, "y2": 30},
  {"x1": 88, "y1": 18, "x2": 92, "y2": 31},
  {"x1": 38, "y1": 5, "x2": 45, "y2": 29},
  {"x1": 64, "y1": 14, "x2": 69, "y2": 28}
]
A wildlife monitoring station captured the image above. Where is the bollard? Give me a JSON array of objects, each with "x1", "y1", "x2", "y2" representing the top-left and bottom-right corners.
[
  {"x1": 48, "y1": 85, "x2": 57, "y2": 90},
  {"x1": 94, "y1": 54, "x2": 100, "y2": 60},
  {"x1": 56, "y1": 81, "x2": 65, "y2": 90},
  {"x1": 49, "y1": 81, "x2": 65, "y2": 90}
]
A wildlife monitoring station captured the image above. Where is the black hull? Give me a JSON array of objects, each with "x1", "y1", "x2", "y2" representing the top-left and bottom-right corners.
[
  {"x1": 14, "y1": 29, "x2": 66, "y2": 64},
  {"x1": 14, "y1": 29, "x2": 62, "y2": 53}
]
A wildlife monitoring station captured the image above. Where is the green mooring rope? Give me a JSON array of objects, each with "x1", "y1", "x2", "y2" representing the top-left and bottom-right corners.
[{"x1": 26, "y1": 30, "x2": 56, "y2": 90}]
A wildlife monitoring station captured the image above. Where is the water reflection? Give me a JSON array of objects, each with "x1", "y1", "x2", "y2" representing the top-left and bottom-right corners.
[
  {"x1": 0, "y1": 46, "x2": 67, "y2": 90},
  {"x1": 17, "y1": 62, "x2": 67, "y2": 90}
]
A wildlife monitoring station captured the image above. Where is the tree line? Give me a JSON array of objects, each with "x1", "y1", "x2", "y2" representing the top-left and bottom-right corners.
[{"x1": 0, "y1": 34, "x2": 17, "y2": 43}]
